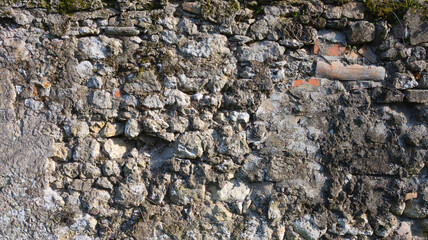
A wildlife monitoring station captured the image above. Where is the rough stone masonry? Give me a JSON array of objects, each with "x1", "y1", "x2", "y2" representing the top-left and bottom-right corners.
[{"x1": 0, "y1": 0, "x2": 427, "y2": 239}]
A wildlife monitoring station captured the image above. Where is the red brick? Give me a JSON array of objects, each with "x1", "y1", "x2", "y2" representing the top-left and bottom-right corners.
[
  {"x1": 314, "y1": 40, "x2": 346, "y2": 57},
  {"x1": 316, "y1": 61, "x2": 385, "y2": 81},
  {"x1": 292, "y1": 78, "x2": 321, "y2": 88}
]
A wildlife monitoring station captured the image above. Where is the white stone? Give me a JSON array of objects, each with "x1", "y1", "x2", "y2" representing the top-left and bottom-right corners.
[
  {"x1": 124, "y1": 119, "x2": 141, "y2": 138},
  {"x1": 215, "y1": 180, "x2": 251, "y2": 202},
  {"x1": 103, "y1": 138, "x2": 128, "y2": 159}
]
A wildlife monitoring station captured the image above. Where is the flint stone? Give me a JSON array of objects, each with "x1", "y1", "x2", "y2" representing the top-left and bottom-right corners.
[
  {"x1": 239, "y1": 41, "x2": 285, "y2": 62},
  {"x1": 393, "y1": 73, "x2": 418, "y2": 90},
  {"x1": 346, "y1": 21, "x2": 375, "y2": 44},
  {"x1": 76, "y1": 61, "x2": 93, "y2": 79}
]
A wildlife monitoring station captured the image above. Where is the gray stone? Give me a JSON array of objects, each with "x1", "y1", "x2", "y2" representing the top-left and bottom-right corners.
[
  {"x1": 249, "y1": 19, "x2": 268, "y2": 41},
  {"x1": 346, "y1": 21, "x2": 375, "y2": 44},
  {"x1": 12, "y1": 10, "x2": 34, "y2": 25},
  {"x1": 342, "y1": 2, "x2": 365, "y2": 20},
  {"x1": 102, "y1": 160, "x2": 121, "y2": 177},
  {"x1": 104, "y1": 26, "x2": 140, "y2": 36},
  {"x1": 73, "y1": 138, "x2": 100, "y2": 162},
  {"x1": 292, "y1": 215, "x2": 327, "y2": 240},
  {"x1": 392, "y1": 73, "x2": 418, "y2": 90},
  {"x1": 323, "y1": 5, "x2": 342, "y2": 19},
  {"x1": 406, "y1": 9, "x2": 428, "y2": 45},
  {"x1": 239, "y1": 41, "x2": 285, "y2": 62},
  {"x1": 380, "y1": 48, "x2": 398, "y2": 60},
  {"x1": 405, "y1": 56, "x2": 426, "y2": 72},
  {"x1": 317, "y1": 30, "x2": 347, "y2": 45},
  {"x1": 403, "y1": 200, "x2": 427, "y2": 219},
  {"x1": 180, "y1": 34, "x2": 229, "y2": 58},
  {"x1": 176, "y1": 131, "x2": 204, "y2": 159},
  {"x1": 68, "y1": 121, "x2": 90, "y2": 139},
  {"x1": 417, "y1": 71, "x2": 428, "y2": 88},
  {"x1": 80, "y1": 163, "x2": 101, "y2": 179},
  {"x1": 87, "y1": 76, "x2": 103, "y2": 89},
  {"x1": 90, "y1": 90, "x2": 112, "y2": 109},
  {"x1": 142, "y1": 94, "x2": 165, "y2": 109},
  {"x1": 114, "y1": 182, "x2": 147, "y2": 207},
  {"x1": 95, "y1": 177, "x2": 114, "y2": 190},
  {"x1": 78, "y1": 37, "x2": 109, "y2": 59},
  {"x1": 279, "y1": 39, "x2": 304, "y2": 49},
  {"x1": 213, "y1": 180, "x2": 250, "y2": 202},
  {"x1": 62, "y1": 162, "x2": 80, "y2": 178},
  {"x1": 177, "y1": 18, "x2": 198, "y2": 35},
  {"x1": 74, "y1": 56, "x2": 92, "y2": 77},
  {"x1": 404, "y1": 90, "x2": 428, "y2": 103},
  {"x1": 160, "y1": 30, "x2": 179, "y2": 45}
]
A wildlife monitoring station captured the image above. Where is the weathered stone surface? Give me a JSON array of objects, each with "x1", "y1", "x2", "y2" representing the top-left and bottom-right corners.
[
  {"x1": 316, "y1": 61, "x2": 385, "y2": 81},
  {"x1": 404, "y1": 90, "x2": 428, "y2": 103},
  {"x1": 1, "y1": 1, "x2": 428, "y2": 239},
  {"x1": 104, "y1": 27, "x2": 140, "y2": 36},
  {"x1": 406, "y1": 9, "x2": 428, "y2": 45},
  {"x1": 103, "y1": 138, "x2": 128, "y2": 159},
  {"x1": 114, "y1": 182, "x2": 147, "y2": 208},
  {"x1": 342, "y1": 2, "x2": 365, "y2": 20},
  {"x1": 239, "y1": 41, "x2": 285, "y2": 62},
  {"x1": 175, "y1": 131, "x2": 204, "y2": 159},
  {"x1": 100, "y1": 122, "x2": 124, "y2": 138},
  {"x1": 346, "y1": 21, "x2": 375, "y2": 44}
]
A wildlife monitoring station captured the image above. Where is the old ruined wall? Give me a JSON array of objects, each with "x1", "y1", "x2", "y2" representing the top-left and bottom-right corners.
[{"x1": 0, "y1": 0, "x2": 427, "y2": 239}]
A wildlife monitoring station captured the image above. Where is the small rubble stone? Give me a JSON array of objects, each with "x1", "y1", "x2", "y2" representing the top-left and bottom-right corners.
[
  {"x1": 114, "y1": 182, "x2": 147, "y2": 207},
  {"x1": 393, "y1": 73, "x2": 418, "y2": 90},
  {"x1": 68, "y1": 121, "x2": 90, "y2": 139},
  {"x1": 100, "y1": 122, "x2": 124, "y2": 138},
  {"x1": 102, "y1": 160, "x2": 121, "y2": 177},
  {"x1": 104, "y1": 26, "x2": 139, "y2": 36},
  {"x1": 342, "y1": 2, "x2": 365, "y2": 20},
  {"x1": 346, "y1": 21, "x2": 375, "y2": 44},
  {"x1": 103, "y1": 138, "x2": 128, "y2": 159},
  {"x1": 239, "y1": 41, "x2": 285, "y2": 62},
  {"x1": 90, "y1": 90, "x2": 113, "y2": 109},
  {"x1": 124, "y1": 119, "x2": 141, "y2": 138}
]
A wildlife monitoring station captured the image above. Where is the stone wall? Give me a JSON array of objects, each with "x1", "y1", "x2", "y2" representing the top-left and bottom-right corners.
[{"x1": 0, "y1": 0, "x2": 427, "y2": 239}]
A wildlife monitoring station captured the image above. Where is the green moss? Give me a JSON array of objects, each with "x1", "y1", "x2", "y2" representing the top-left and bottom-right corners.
[
  {"x1": 364, "y1": 0, "x2": 428, "y2": 22},
  {"x1": 57, "y1": 0, "x2": 91, "y2": 14}
]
